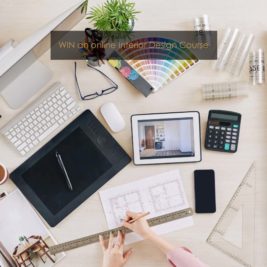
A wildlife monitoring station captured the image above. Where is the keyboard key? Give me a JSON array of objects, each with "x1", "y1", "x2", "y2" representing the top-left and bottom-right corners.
[
  {"x1": 10, "y1": 137, "x2": 18, "y2": 143},
  {"x1": 224, "y1": 143, "x2": 230, "y2": 151},
  {"x1": 14, "y1": 140, "x2": 22, "y2": 147},
  {"x1": 231, "y1": 144, "x2": 236, "y2": 151},
  {"x1": 38, "y1": 123, "x2": 59, "y2": 142},
  {"x1": 17, "y1": 142, "x2": 27, "y2": 151}
]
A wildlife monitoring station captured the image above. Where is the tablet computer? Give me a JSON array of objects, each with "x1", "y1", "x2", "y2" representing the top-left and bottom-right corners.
[
  {"x1": 131, "y1": 112, "x2": 201, "y2": 165},
  {"x1": 11, "y1": 110, "x2": 131, "y2": 227}
]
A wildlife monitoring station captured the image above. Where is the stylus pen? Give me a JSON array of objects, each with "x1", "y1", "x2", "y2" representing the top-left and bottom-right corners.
[{"x1": 55, "y1": 151, "x2": 73, "y2": 191}]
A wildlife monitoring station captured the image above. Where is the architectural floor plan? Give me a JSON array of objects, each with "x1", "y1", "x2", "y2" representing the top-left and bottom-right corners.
[{"x1": 99, "y1": 169, "x2": 193, "y2": 243}]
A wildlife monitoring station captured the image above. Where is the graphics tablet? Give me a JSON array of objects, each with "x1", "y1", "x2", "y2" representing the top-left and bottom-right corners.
[
  {"x1": 11, "y1": 110, "x2": 131, "y2": 227},
  {"x1": 131, "y1": 112, "x2": 201, "y2": 165}
]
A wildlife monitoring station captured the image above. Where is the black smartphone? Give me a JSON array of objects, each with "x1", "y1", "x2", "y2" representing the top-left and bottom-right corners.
[{"x1": 194, "y1": 169, "x2": 216, "y2": 213}]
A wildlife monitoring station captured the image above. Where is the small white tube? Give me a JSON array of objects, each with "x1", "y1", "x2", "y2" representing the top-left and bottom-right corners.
[
  {"x1": 230, "y1": 34, "x2": 254, "y2": 76},
  {"x1": 249, "y1": 49, "x2": 265, "y2": 85},
  {"x1": 214, "y1": 28, "x2": 240, "y2": 71}
]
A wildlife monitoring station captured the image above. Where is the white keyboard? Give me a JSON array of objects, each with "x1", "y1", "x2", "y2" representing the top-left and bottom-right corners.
[{"x1": 1, "y1": 82, "x2": 80, "y2": 156}]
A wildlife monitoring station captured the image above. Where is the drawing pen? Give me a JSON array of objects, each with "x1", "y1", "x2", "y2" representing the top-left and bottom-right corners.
[
  {"x1": 55, "y1": 151, "x2": 73, "y2": 191},
  {"x1": 128, "y1": 212, "x2": 150, "y2": 224}
]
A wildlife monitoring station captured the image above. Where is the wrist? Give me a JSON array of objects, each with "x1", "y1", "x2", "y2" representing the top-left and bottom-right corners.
[{"x1": 142, "y1": 229, "x2": 156, "y2": 240}]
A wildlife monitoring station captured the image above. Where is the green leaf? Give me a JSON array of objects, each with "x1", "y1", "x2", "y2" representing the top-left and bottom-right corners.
[{"x1": 87, "y1": 0, "x2": 140, "y2": 31}]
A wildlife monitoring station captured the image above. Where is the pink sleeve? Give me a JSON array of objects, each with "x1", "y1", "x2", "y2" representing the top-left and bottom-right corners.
[{"x1": 166, "y1": 247, "x2": 208, "y2": 267}]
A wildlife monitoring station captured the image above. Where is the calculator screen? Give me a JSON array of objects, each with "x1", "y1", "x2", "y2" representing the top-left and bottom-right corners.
[{"x1": 210, "y1": 113, "x2": 239, "y2": 121}]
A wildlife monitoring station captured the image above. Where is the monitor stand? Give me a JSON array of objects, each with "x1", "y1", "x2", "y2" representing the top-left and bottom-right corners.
[{"x1": 0, "y1": 50, "x2": 52, "y2": 109}]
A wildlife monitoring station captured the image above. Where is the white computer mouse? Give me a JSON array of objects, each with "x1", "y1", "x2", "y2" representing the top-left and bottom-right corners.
[{"x1": 100, "y1": 102, "x2": 126, "y2": 133}]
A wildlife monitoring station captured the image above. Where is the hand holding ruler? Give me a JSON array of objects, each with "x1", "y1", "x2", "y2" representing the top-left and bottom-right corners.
[{"x1": 49, "y1": 208, "x2": 193, "y2": 255}]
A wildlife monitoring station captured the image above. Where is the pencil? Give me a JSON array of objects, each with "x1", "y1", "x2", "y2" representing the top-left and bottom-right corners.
[{"x1": 128, "y1": 212, "x2": 150, "y2": 224}]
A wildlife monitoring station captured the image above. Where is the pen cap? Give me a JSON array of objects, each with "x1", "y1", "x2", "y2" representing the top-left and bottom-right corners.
[{"x1": 194, "y1": 14, "x2": 209, "y2": 31}]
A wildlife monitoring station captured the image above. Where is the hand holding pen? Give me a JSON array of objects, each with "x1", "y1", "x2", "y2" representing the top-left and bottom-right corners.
[{"x1": 122, "y1": 211, "x2": 153, "y2": 239}]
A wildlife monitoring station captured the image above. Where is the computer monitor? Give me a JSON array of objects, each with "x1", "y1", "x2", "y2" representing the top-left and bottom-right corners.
[{"x1": 0, "y1": 1, "x2": 84, "y2": 109}]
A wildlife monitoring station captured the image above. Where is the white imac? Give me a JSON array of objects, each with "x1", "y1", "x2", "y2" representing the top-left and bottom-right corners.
[{"x1": 0, "y1": 1, "x2": 84, "y2": 109}]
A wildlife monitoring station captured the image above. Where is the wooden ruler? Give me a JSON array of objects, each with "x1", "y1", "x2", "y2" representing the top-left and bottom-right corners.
[{"x1": 49, "y1": 208, "x2": 193, "y2": 255}]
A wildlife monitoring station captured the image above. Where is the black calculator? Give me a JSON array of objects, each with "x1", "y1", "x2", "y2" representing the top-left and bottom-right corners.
[{"x1": 205, "y1": 110, "x2": 241, "y2": 153}]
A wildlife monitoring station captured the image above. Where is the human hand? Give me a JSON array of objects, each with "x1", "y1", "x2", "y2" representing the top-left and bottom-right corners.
[
  {"x1": 99, "y1": 231, "x2": 133, "y2": 267},
  {"x1": 123, "y1": 211, "x2": 155, "y2": 239}
]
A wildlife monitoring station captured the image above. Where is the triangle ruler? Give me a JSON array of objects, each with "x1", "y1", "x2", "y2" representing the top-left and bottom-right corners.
[{"x1": 207, "y1": 162, "x2": 256, "y2": 267}]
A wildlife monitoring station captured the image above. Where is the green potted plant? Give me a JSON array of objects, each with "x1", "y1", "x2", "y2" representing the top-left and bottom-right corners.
[{"x1": 82, "y1": 0, "x2": 140, "y2": 31}]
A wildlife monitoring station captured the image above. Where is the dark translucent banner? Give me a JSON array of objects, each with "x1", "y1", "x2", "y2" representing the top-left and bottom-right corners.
[{"x1": 51, "y1": 31, "x2": 217, "y2": 60}]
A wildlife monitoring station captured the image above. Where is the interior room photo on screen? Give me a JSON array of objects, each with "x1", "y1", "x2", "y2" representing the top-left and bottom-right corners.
[{"x1": 138, "y1": 119, "x2": 195, "y2": 159}]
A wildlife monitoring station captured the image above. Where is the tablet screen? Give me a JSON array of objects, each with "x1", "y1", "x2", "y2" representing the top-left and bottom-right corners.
[
  {"x1": 138, "y1": 118, "x2": 195, "y2": 159},
  {"x1": 22, "y1": 127, "x2": 112, "y2": 215}
]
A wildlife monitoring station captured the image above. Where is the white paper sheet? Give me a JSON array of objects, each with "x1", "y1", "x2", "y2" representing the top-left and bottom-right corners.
[
  {"x1": 0, "y1": 189, "x2": 65, "y2": 266},
  {"x1": 99, "y1": 169, "x2": 193, "y2": 244}
]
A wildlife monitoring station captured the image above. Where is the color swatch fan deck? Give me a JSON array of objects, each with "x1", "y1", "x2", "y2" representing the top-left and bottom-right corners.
[{"x1": 109, "y1": 37, "x2": 199, "y2": 94}]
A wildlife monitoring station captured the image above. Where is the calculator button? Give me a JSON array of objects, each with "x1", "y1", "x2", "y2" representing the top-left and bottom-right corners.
[
  {"x1": 221, "y1": 127, "x2": 226, "y2": 130},
  {"x1": 219, "y1": 145, "x2": 223, "y2": 149},
  {"x1": 232, "y1": 132, "x2": 237, "y2": 136},
  {"x1": 231, "y1": 144, "x2": 236, "y2": 151},
  {"x1": 233, "y1": 129, "x2": 238, "y2": 132},
  {"x1": 226, "y1": 135, "x2": 231, "y2": 139},
  {"x1": 232, "y1": 136, "x2": 237, "y2": 140},
  {"x1": 233, "y1": 124, "x2": 239, "y2": 128},
  {"x1": 220, "y1": 141, "x2": 224, "y2": 145},
  {"x1": 213, "y1": 145, "x2": 218, "y2": 149},
  {"x1": 226, "y1": 131, "x2": 231, "y2": 135},
  {"x1": 220, "y1": 136, "x2": 224, "y2": 140},
  {"x1": 232, "y1": 140, "x2": 236, "y2": 144},
  {"x1": 227, "y1": 128, "x2": 232, "y2": 131},
  {"x1": 214, "y1": 135, "x2": 218, "y2": 140},
  {"x1": 215, "y1": 130, "x2": 219, "y2": 134},
  {"x1": 209, "y1": 125, "x2": 215, "y2": 129},
  {"x1": 224, "y1": 143, "x2": 230, "y2": 151},
  {"x1": 215, "y1": 126, "x2": 220, "y2": 130}
]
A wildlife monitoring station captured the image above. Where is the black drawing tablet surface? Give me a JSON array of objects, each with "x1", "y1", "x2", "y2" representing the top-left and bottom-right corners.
[{"x1": 11, "y1": 110, "x2": 131, "y2": 227}]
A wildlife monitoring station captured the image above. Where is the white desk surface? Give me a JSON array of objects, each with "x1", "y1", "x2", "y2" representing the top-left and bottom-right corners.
[{"x1": 0, "y1": 0, "x2": 267, "y2": 266}]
